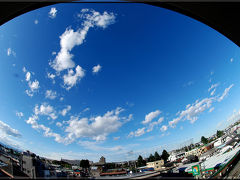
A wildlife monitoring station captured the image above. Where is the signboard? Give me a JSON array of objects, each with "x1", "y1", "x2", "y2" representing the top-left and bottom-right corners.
[{"x1": 192, "y1": 165, "x2": 200, "y2": 176}]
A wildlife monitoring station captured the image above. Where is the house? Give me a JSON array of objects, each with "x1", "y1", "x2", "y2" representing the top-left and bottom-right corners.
[{"x1": 146, "y1": 160, "x2": 164, "y2": 171}]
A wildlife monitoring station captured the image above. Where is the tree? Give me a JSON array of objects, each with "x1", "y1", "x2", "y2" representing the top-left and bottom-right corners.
[
  {"x1": 148, "y1": 154, "x2": 155, "y2": 162},
  {"x1": 154, "y1": 152, "x2": 161, "y2": 161},
  {"x1": 161, "y1": 150, "x2": 169, "y2": 162},
  {"x1": 137, "y1": 155, "x2": 146, "y2": 167},
  {"x1": 201, "y1": 136, "x2": 208, "y2": 144},
  {"x1": 80, "y1": 159, "x2": 90, "y2": 170},
  {"x1": 216, "y1": 130, "x2": 224, "y2": 138}
]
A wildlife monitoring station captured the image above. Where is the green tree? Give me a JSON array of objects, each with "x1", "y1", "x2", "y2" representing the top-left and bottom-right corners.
[
  {"x1": 216, "y1": 130, "x2": 224, "y2": 138},
  {"x1": 137, "y1": 155, "x2": 146, "y2": 167},
  {"x1": 80, "y1": 159, "x2": 90, "y2": 170},
  {"x1": 161, "y1": 150, "x2": 169, "y2": 162},
  {"x1": 201, "y1": 136, "x2": 208, "y2": 144},
  {"x1": 154, "y1": 152, "x2": 161, "y2": 161},
  {"x1": 148, "y1": 154, "x2": 155, "y2": 162}
]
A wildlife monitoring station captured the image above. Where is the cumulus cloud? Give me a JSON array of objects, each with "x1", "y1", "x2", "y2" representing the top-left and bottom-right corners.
[
  {"x1": 49, "y1": 9, "x2": 116, "y2": 90},
  {"x1": 16, "y1": 111, "x2": 24, "y2": 118},
  {"x1": 60, "y1": 105, "x2": 71, "y2": 116},
  {"x1": 49, "y1": 7, "x2": 57, "y2": 19},
  {"x1": 65, "y1": 107, "x2": 126, "y2": 142},
  {"x1": 92, "y1": 64, "x2": 102, "y2": 74},
  {"x1": 230, "y1": 58, "x2": 233, "y2": 63},
  {"x1": 34, "y1": 103, "x2": 57, "y2": 120},
  {"x1": 34, "y1": 20, "x2": 38, "y2": 24},
  {"x1": 63, "y1": 65, "x2": 85, "y2": 90},
  {"x1": 142, "y1": 110, "x2": 161, "y2": 124},
  {"x1": 128, "y1": 128, "x2": 146, "y2": 137},
  {"x1": 45, "y1": 90, "x2": 57, "y2": 100},
  {"x1": 0, "y1": 120, "x2": 21, "y2": 138}
]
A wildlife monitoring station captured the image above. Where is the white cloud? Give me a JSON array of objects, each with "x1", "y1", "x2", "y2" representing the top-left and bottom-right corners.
[
  {"x1": 34, "y1": 20, "x2": 38, "y2": 24},
  {"x1": 52, "y1": 51, "x2": 56, "y2": 55},
  {"x1": 169, "y1": 84, "x2": 234, "y2": 128},
  {"x1": 26, "y1": 72, "x2": 31, "y2": 82},
  {"x1": 208, "y1": 83, "x2": 219, "y2": 92},
  {"x1": 169, "y1": 97, "x2": 214, "y2": 127},
  {"x1": 92, "y1": 64, "x2": 102, "y2": 74},
  {"x1": 60, "y1": 97, "x2": 64, "y2": 101},
  {"x1": 0, "y1": 120, "x2": 21, "y2": 138},
  {"x1": 50, "y1": 9, "x2": 116, "y2": 90},
  {"x1": 26, "y1": 115, "x2": 65, "y2": 144},
  {"x1": 22, "y1": 67, "x2": 27, "y2": 73},
  {"x1": 45, "y1": 90, "x2": 57, "y2": 100},
  {"x1": 135, "y1": 128, "x2": 146, "y2": 137},
  {"x1": 209, "y1": 107, "x2": 215, "y2": 113},
  {"x1": 34, "y1": 103, "x2": 57, "y2": 120},
  {"x1": 16, "y1": 111, "x2": 24, "y2": 118},
  {"x1": 230, "y1": 58, "x2": 233, "y2": 63},
  {"x1": 7, "y1": 48, "x2": 16, "y2": 57},
  {"x1": 83, "y1": 107, "x2": 90, "y2": 112},
  {"x1": 218, "y1": 84, "x2": 234, "y2": 102},
  {"x1": 210, "y1": 88, "x2": 216, "y2": 96},
  {"x1": 160, "y1": 125, "x2": 168, "y2": 132},
  {"x1": 128, "y1": 127, "x2": 146, "y2": 137},
  {"x1": 63, "y1": 65, "x2": 85, "y2": 90},
  {"x1": 23, "y1": 68, "x2": 40, "y2": 97},
  {"x1": 60, "y1": 105, "x2": 71, "y2": 116},
  {"x1": 49, "y1": 7, "x2": 57, "y2": 19},
  {"x1": 47, "y1": 73, "x2": 56, "y2": 84},
  {"x1": 56, "y1": 122, "x2": 62, "y2": 127},
  {"x1": 65, "y1": 107, "x2": 126, "y2": 142},
  {"x1": 142, "y1": 110, "x2": 161, "y2": 124}
]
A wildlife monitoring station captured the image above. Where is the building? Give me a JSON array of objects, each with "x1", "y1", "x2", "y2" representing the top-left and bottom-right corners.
[
  {"x1": 146, "y1": 160, "x2": 164, "y2": 171},
  {"x1": 99, "y1": 156, "x2": 106, "y2": 164},
  {"x1": 20, "y1": 151, "x2": 49, "y2": 179},
  {"x1": 185, "y1": 148, "x2": 198, "y2": 157}
]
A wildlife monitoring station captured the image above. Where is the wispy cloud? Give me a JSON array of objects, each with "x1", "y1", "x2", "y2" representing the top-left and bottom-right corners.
[
  {"x1": 34, "y1": 20, "x2": 38, "y2": 24},
  {"x1": 16, "y1": 111, "x2": 24, "y2": 118},
  {"x1": 0, "y1": 120, "x2": 21, "y2": 138},
  {"x1": 45, "y1": 90, "x2": 57, "y2": 100},
  {"x1": 7, "y1": 48, "x2": 16, "y2": 57},
  {"x1": 60, "y1": 105, "x2": 71, "y2": 116},
  {"x1": 169, "y1": 84, "x2": 234, "y2": 128},
  {"x1": 49, "y1": 7, "x2": 57, "y2": 19}
]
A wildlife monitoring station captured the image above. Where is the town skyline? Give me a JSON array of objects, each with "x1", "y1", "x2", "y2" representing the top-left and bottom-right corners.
[{"x1": 1, "y1": 3, "x2": 240, "y2": 162}]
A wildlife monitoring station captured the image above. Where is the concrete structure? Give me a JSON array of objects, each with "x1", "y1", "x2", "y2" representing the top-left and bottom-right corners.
[
  {"x1": 185, "y1": 148, "x2": 198, "y2": 157},
  {"x1": 146, "y1": 160, "x2": 164, "y2": 171}
]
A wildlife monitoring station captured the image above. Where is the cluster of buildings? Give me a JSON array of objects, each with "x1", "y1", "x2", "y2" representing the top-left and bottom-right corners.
[{"x1": 0, "y1": 120, "x2": 239, "y2": 179}]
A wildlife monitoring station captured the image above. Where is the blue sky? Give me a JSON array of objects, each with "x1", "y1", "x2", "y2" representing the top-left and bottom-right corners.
[{"x1": 0, "y1": 3, "x2": 240, "y2": 162}]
